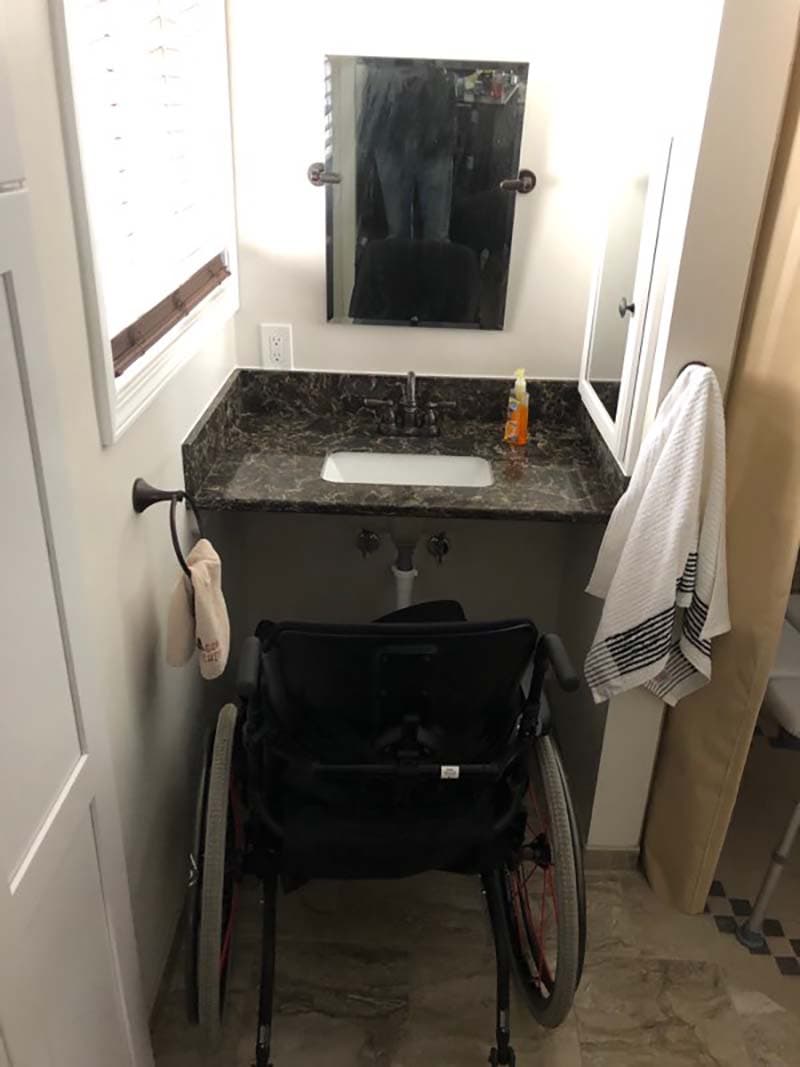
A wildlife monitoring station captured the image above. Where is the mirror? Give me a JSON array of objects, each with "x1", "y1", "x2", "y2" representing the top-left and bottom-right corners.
[
  {"x1": 578, "y1": 138, "x2": 672, "y2": 473},
  {"x1": 324, "y1": 55, "x2": 529, "y2": 330},
  {"x1": 585, "y1": 175, "x2": 650, "y2": 421}
]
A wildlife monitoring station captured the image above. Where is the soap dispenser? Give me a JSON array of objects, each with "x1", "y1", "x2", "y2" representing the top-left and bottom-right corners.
[{"x1": 503, "y1": 368, "x2": 529, "y2": 446}]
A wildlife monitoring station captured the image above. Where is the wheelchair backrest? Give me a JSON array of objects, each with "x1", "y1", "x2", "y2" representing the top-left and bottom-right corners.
[{"x1": 260, "y1": 618, "x2": 538, "y2": 764}]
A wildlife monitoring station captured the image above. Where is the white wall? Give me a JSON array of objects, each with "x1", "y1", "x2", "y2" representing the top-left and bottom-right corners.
[
  {"x1": 3, "y1": 0, "x2": 237, "y2": 1009},
  {"x1": 638, "y1": 0, "x2": 799, "y2": 422},
  {"x1": 228, "y1": 0, "x2": 679, "y2": 379},
  {"x1": 588, "y1": 176, "x2": 649, "y2": 381},
  {"x1": 588, "y1": 689, "x2": 664, "y2": 850}
]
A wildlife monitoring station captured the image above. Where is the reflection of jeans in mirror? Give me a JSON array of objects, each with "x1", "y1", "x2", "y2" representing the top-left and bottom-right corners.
[{"x1": 374, "y1": 147, "x2": 453, "y2": 242}]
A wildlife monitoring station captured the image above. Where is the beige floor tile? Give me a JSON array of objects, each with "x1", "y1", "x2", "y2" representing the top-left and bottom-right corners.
[
  {"x1": 274, "y1": 871, "x2": 492, "y2": 949},
  {"x1": 729, "y1": 987, "x2": 800, "y2": 1067},
  {"x1": 157, "y1": 866, "x2": 800, "y2": 1066},
  {"x1": 573, "y1": 957, "x2": 751, "y2": 1067},
  {"x1": 273, "y1": 940, "x2": 409, "y2": 1019},
  {"x1": 392, "y1": 1019, "x2": 582, "y2": 1067},
  {"x1": 152, "y1": 989, "x2": 259, "y2": 1066},
  {"x1": 709, "y1": 926, "x2": 800, "y2": 1018},
  {"x1": 271, "y1": 1010, "x2": 395, "y2": 1066},
  {"x1": 400, "y1": 970, "x2": 582, "y2": 1067},
  {"x1": 585, "y1": 871, "x2": 720, "y2": 962}
]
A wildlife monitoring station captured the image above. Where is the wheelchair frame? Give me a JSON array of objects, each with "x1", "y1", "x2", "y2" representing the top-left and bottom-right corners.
[{"x1": 187, "y1": 627, "x2": 586, "y2": 1066}]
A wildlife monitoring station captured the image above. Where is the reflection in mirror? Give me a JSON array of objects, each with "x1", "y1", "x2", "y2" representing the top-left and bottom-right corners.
[
  {"x1": 586, "y1": 174, "x2": 650, "y2": 421},
  {"x1": 325, "y1": 56, "x2": 528, "y2": 330}
]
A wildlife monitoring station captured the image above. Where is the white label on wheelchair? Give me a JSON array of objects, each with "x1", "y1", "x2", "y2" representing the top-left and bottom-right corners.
[{"x1": 440, "y1": 765, "x2": 460, "y2": 780}]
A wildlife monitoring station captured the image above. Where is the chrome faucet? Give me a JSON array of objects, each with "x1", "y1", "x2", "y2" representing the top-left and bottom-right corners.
[
  {"x1": 401, "y1": 371, "x2": 418, "y2": 426},
  {"x1": 361, "y1": 371, "x2": 455, "y2": 437}
]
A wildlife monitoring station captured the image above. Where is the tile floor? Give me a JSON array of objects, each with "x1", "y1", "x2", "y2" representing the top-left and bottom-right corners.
[
  {"x1": 153, "y1": 725, "x2": 800, "y2": 1066},
  {"x1": 152, "y1": 866, "x2": 800, "y2": 1066}
]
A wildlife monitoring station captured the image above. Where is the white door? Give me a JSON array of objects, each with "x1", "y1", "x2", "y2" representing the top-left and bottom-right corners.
[{"x1": 0, "y1": 52, "x2": 152, "y2": 1067}]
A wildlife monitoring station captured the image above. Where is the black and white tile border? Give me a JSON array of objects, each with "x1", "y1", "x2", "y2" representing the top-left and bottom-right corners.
[{"x1": 706, "y1": 879, "x2": 800, "y2": 977}]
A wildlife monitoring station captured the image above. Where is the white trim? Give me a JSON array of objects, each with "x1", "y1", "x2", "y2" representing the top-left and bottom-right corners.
[
  {"x1": 115, "y1": 278, "x2": 239, "y2": 439},
  {"x1": 48, "y1": 0, "x2": 239, "y2": 447}
]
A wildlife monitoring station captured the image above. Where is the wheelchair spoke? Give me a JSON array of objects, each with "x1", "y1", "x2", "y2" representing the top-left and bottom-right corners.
[
  {"x1": 501, "y1": 737, "x2": 583, "y2": 1027},
  {"x1": 512, "y1": 861, "x2": 555, "y2": 992},
  {"x1": 219, "y1": 885, "x2": 239, "y2": 973},
  {"x1": 508, "y1": 763, "x2": 563, "y2": 998}
]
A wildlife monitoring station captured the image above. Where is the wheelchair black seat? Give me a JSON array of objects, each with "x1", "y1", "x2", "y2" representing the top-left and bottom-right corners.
[
  {"x1": 254, "y1": 611, "x2": 536, "y2": 881},
  {"x1": 188, "y1": 600, "x2": 586, "y2": 1066}
]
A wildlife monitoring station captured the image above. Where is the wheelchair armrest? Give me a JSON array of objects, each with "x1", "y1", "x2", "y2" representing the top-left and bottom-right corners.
[
  {"x1": 537, "y1": 633, "x2": 580, "y2": 693},
  {"x1": 237, "y1": 635, "x2": 262, "y2": 699}
]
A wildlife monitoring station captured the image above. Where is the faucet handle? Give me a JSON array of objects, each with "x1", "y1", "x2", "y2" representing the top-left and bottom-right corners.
[
  {"x1": 361, "y1": 397, "x2": 398, "y2": 432},
  {"x1": 422, "y1": 399, "x2": 456, "y2": 436}
]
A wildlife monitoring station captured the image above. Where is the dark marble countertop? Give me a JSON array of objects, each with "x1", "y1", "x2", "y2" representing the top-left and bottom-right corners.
[{"x1": 183, "y1": 371, "x2": 624, "y2": 523}]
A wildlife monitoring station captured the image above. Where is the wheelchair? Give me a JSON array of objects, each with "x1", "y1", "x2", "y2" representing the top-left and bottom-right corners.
[{"x1": 185, "y1": 601, "x2": 586, "y2": 1066}]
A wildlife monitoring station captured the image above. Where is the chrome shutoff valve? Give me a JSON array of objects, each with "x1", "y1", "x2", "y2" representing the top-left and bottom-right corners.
[{"x1": 427, "y1": 532, "x2": 450, "y2": 565}]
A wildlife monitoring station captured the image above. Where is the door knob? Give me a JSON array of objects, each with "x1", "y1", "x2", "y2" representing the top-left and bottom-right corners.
[
  {"x1": 618, "y1": 297, "x2": 635, "y2": 318},
  {"x1": 307, "y1": 162, "x2": 341, "y2": 186},
  {"x1": 499, "y1": 168, "x2": 537, "y2": 194}
]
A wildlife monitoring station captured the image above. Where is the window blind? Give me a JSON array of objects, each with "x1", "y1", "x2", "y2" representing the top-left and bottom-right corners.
[{"x1": 65, "y1": 0, "x2": 231, "y2": 373}]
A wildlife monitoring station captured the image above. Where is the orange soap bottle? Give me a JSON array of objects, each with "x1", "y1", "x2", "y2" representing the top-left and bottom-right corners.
[{"x1": 503, "y1": 367, "x2": 529, "y2": 446}]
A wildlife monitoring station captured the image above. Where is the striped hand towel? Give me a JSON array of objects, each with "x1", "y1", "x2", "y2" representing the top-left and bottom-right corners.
[{"x1": 585, "y1": 364, "x2": 729, "y2": 706}]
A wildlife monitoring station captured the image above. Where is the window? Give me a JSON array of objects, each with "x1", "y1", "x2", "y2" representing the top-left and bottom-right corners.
[{"x1": 53, "y1": 0, "x2": 237, "y2": 443}]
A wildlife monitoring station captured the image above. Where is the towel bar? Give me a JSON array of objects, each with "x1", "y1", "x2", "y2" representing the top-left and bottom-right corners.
[{"x1": 131, "y1": 478, "x2": 201, "y2": 578}]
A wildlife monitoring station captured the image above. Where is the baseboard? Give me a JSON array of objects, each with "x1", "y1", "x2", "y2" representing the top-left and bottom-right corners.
[{"x1": 584, "y1": 846, "x2": 640, "y2": 871}]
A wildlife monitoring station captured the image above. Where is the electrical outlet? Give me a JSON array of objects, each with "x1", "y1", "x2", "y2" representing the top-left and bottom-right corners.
[{"x1": 259, "y1": 323, "x2": 293, "y2": 369}]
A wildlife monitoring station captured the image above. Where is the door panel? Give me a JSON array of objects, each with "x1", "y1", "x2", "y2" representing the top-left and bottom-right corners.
[
  {"x1": 0, "y1": 273, "x2": 83, "y2": 882},
  {"x1": 0, "y1": 187, "x2": 148, "y2": 1065},
  {"x1": 17, "y1": 819, "x2": 126, "y2": 1064}
]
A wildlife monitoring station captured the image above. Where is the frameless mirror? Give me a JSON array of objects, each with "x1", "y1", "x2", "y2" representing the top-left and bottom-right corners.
[
  {"x1": 324, "y1": 55, "x2": 529, "y2": 330},
  {"x1": 585, "y1": 175, "x2": 650, "y2": 421}
]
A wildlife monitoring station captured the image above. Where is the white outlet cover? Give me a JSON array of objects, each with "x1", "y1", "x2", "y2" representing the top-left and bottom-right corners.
[{"x1": 259, "y1": 323, "x2": 293, "y2": 369}]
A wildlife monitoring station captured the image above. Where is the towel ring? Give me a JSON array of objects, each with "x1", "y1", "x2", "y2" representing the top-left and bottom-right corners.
[
  {"x1": 678, "y1": 360, "x2": 709, "y2": 376},
  {"x1": 131, "y1": 478, "x2": 202, "y2": 579}
]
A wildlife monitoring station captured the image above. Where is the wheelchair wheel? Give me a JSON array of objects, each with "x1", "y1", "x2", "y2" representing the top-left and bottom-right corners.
[
  {"x1": 554, "y1": 739, "x2": 587, "y2": 987},
  {"x1": 185, "y1": 727, "x2": 215, "y2": 1022},
  {"x1": 195, "y1": 703, "x2": 243, "y2": 1044},
  {"x1": 502, "y1": 734, "x2": 583, "y2": 1028}
]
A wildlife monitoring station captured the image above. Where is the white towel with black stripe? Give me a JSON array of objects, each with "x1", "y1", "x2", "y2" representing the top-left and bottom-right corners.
[{"x1": 584, "y1": 364, "x2": 729, "y2": 706}]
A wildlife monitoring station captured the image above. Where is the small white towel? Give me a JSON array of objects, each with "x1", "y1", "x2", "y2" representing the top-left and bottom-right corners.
[
  {"x1": 166, "y1": 538, "x2": 230, "y2": 680},
  {"x1": 585, "y1": 364, "x2": 730, "y2": 706}
]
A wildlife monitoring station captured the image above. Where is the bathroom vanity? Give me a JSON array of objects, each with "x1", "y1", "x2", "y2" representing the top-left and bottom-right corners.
[
  {"x1": 183, "y1": 370, "x2": 625, "y2": 521},
  {"x1": 181, "y1": 368, "x2": 626, "y2": 843}
]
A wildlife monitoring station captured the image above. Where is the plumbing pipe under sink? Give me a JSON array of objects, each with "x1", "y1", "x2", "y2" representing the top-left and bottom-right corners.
[
  {"x1": 391, "y1": 539, "x2": 418, "y2": 610},
  {"x1": 358, "y1": 520, "x2": 445, "y2": 611}
]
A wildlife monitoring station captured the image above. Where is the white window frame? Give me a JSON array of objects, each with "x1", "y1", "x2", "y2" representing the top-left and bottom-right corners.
[{"x1": 48, "y1": 0, "x2": 239, "y2": 446}]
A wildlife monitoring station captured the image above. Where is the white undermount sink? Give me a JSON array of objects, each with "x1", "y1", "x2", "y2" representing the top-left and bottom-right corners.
[{"x1": 321, "y1": 451, "x2": 494, "y2": 488}]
